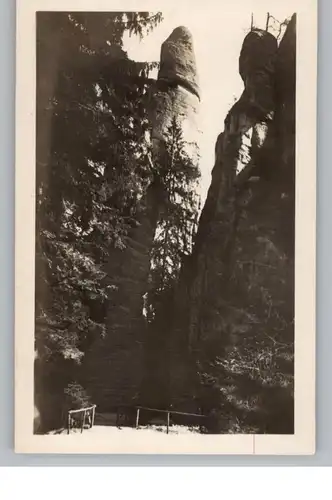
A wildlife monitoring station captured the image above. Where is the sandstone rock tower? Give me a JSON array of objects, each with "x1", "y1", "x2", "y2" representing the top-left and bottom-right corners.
[
  {"x1": 85, "y1": 26, "x2": 200, "y2": 412},
  {"x1": 150, "y1": 26, "x2": 201, "y2": 161}
]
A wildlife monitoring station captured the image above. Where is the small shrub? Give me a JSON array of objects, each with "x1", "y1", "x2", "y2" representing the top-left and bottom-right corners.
[{"x1": 64, "y1": 382, "x2": 91, "y2": 410}]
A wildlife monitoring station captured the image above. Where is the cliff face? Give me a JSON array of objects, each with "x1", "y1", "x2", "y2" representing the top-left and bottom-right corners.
[
  {"x1": 85, "y1": 26, "x2": 200, "y2": 411},
  {"x1": 170, "y1": 16, "x2": 296, "y2": 432}
]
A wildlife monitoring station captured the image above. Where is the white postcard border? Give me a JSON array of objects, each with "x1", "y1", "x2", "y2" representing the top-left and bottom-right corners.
[{"x1": 15, "y1": 0, "x2": 317, "y2": 455}]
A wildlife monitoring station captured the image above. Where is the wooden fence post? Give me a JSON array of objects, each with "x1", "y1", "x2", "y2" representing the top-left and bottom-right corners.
[
  {"x1": 67, "y1": 412, "x2": 71, "y2": 435},
  {"x1": 167, "y1": 412, "x2": 170, "y2": 435},
  {"x1": 136, "y1": 408, "x2": 140, "y2": 429},
  {"x1": 81, "y1": 409, "x2": 85, "y2": 434},
  {"x1": 92, "y1": 405, "x2": 96, "y2": 428}
]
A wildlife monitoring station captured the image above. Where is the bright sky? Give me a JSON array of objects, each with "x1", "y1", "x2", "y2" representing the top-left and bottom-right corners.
[{"x1": 123, "y1": 7, "x2": 293, "y2": 204}]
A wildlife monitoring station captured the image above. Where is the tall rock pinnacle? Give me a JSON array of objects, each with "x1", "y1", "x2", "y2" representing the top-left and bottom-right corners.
[
  {"x1": 85, "y1": 28, "x2": 201, "y2": 412},
  {"x1": 239, "y1": 29, "x2": 278, "y2": 119},
  {"x1": 150, "y1": 26, "x2": 201, "y2": 161},
  {"x1": 158, "y1": 26, "x2": 200, "y2": 98}
]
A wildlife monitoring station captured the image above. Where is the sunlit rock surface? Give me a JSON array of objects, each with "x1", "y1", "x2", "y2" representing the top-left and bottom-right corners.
[{"x1": 150, "y1": 26, "x2": 201, "y2": 162}]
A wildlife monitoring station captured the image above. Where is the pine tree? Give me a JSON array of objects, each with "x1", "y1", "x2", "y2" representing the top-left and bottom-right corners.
[
  {"x1": 148, "y1": 118, "x2": 200, "y2": 313},
  {"x1": 35, "y1": 11, "x2": 163, "y2": 431},
  {"x1": 141, "y1": 118, "x2": 201, "y2": 408}
]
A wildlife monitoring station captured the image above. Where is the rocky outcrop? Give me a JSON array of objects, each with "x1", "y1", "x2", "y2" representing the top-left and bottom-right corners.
[
  {"x1": 158, "y1": 26, "x2": 200, "y2": 98},
  {"x1": 239, "y1": 29, "x2": 277, "y2": 118},
  {"x1": 84, "y1": 15, "x2": 296, "y2": 430},
  {"x1": 85, "y1": 26, "x2": 200, "y2": 411},
  {"x1": 150, "y1": 26, "x2": 200, "y2": 161},
  {"x1": 169, "y1": 16, "x2": 296, "y2": 432},
  {"x1": 139, "y1": 26, "x2": 201, "y2": 409}
]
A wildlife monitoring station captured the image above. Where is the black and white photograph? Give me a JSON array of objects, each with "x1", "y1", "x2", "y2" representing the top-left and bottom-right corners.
[{"x1": 15, "y1": 0, "x2": 317, "y2": 454}]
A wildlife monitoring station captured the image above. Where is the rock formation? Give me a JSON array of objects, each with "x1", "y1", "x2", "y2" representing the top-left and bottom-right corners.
[
  {"x1": 169, "y1": 16, "x2": 296, "y2": 433},
  {"x1": 85, "y1": 26, "x2": 200, "y2": 411},
  {"x1": 140, "y1": 26, "x2": 201, "y2": 409},
  {"x1": 150, "y1": 26, "x2": 201, "y2": 162},
  {"x1": 84, "y1": 14, "x2": 296, "y2": 431}
]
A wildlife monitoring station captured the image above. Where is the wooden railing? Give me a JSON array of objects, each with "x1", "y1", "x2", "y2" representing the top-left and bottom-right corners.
[
  {"x1": 67, "y1": 405, "x2": 96, "y2": 434},
  {"x1": 135, "y1": 406, "x2": 207, "y2": 434}
]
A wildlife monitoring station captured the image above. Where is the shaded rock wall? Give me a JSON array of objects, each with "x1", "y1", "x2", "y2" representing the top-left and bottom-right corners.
[
  {"x1": 85, "y1": 186, "x2": 160, "y2": 410},
  {"x1": 169, "y1": 16, "x2": 296, "y2": 432}
]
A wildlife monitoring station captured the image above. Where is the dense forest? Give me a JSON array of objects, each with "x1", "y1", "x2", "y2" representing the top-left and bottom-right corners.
[{"x1": 35, "y1": 11, "x2": 296, "y2": 435}]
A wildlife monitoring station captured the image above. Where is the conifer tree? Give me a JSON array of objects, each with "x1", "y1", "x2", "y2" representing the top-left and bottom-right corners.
[
  {"x1": 142, "y1": 118, "x2": 201, "y2": 408},
  {"x1": 35, "y1": 11, "x2": 163, "y2": 430}
]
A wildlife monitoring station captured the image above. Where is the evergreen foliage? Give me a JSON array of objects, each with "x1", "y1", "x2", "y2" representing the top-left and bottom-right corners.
[{"x1": 35, "y1": 11, "x2": 163, "y2": 430}]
